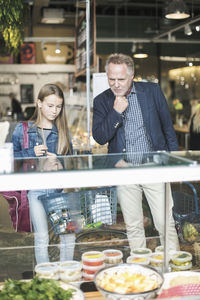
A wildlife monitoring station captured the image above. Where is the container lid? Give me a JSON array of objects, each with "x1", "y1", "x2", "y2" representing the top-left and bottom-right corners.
[
  {"x1": 126, "y1": 255, "x2": 150, "y2": 265},
  {"x1": 170, "y1": 251, "x2": 192, "y2": 263},
  {"x1": 131, "y1": 247, "x2": 152, "y2": 257},
  {"x1": 102, "y1": 249, "x2": 123, "y2": 259},
  {"x1": 59, "y1": 260, "x2": 82, "y2": 271},
  {"x1": 170, "y1": 261, "x2": 192, "y2": 270},
  {"x1": 82, "y1": 271, "x2": 95, "y2": 279},
  {"x1": 35, "y1": 262, "x2": 58, "y2": 275},
  {"x1": 150, "y1": 252, "x2": 164, "y2": 263},
  {"x1": 155, "y1": 245, "x2": 164, "y2": 252},
  {"x1": 82, "y1": 251, "x2": 105, "y2": 262},
  {"x1": 82, "y1": 263, "x2": 105, "y2": 271}
]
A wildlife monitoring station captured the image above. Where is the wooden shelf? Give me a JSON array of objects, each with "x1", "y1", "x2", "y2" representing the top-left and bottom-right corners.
[{"x1": 0, "y1": 64, "x2": 75, "y2": 74}]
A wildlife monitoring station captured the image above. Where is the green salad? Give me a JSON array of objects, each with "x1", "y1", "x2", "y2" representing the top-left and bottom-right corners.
[{"x1": 0, "y1": 276, "x2": 75, "y2": 300}]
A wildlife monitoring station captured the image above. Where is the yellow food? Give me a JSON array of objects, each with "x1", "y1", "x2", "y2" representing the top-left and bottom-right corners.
[
  {"x1": 84, "y1": 253, "x2": 104, "y2": 259},
  {"x1": 172, "y1": 261, "x2": 191, "y2": 267},
  {"x1": 131, "y1": 257, "x2": 146, "y2": 263},
  {"x1": 97, "y1": 272, "x2": 158, "y2": 294},
  {"x1": 153, "y1": 255, "x2": 163, "y2": 260}
]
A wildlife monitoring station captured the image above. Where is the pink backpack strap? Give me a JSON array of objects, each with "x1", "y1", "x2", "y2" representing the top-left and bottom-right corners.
[{"x1": 22, "y1": 121, "x2": 29, "y2": 149}]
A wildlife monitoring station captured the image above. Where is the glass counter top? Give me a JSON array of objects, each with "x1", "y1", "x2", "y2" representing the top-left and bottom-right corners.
[
  {"x1": 0, "y1": 151, "x2": 200, "y2": 191},
  {"x1": 11, "y1": 151, "x2": 197, "y2": 173},
  {"x1": 172, "y1": 150, "x2": 200, "y2": 163}
]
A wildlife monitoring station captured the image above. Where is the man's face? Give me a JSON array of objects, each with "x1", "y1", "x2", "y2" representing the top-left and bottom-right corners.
[{"x1": 107, "y1": 63, "x2": 134, "y2": 96}]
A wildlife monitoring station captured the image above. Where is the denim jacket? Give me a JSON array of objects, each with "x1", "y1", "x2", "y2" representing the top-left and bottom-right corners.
[{"x1": 12, "y1": 121, "x2": 59, "y2": 158}]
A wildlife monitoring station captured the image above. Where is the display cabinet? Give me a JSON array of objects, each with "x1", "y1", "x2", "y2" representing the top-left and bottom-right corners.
[{"x1": 0, "y1": 151, "x2": 200, "y2": 284}]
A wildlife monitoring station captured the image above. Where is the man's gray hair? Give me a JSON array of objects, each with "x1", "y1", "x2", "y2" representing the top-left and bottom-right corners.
[{"x1": 105, "y1": 53, "x2": 134, "y2": 75}]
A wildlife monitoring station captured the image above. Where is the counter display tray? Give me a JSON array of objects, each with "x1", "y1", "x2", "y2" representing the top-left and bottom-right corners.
[{"x1": 158, "y1": 271, "x2": 200, "y2": 299}]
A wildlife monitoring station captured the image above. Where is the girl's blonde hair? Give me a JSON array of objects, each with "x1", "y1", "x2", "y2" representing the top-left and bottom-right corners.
[
  {"x1": 31, "y1": 83, "x2": 71, "y2": 155},
  {"x1": 192, "y1": 107, "x2": 200, "y2": 133}
]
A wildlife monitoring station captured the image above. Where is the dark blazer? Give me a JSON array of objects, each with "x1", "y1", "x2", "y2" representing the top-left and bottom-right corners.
[{"x1": 92, "y1": 81, "x2": 178, "y2": 153}]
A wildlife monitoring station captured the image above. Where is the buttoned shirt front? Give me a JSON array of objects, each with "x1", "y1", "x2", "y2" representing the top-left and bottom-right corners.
[{"x1": 123, "y1": 84, "x2": 153, "y2": 163}]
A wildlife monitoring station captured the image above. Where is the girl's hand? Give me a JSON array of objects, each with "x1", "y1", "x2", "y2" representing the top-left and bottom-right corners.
[
  {"x1": 40, "y1": 157, "x2": 63, "y2": 171},
  {"x1": 46, "y1": 152, "x2": 56, "y2": 157},
  {"x1": 34, "y1": 144, "x2": 48, "y2": 156}
]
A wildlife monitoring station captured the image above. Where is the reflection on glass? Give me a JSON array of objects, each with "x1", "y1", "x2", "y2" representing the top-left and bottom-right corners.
[{"x1": 12, "y1": 151, "x2": 195, "y2": 174}]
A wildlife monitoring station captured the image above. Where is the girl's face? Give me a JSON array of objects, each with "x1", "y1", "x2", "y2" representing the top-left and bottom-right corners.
[{"x1": 37, "y1": 94, "x2": 63, "y2": 124}]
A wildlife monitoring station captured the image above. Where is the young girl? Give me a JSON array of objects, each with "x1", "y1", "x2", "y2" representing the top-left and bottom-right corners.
[{"x1": 11, "y1": 83, "x2": 75, "y2": 264}]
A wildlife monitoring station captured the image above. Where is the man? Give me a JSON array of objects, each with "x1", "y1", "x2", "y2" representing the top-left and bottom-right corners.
[{"x1": 92, "y1": 53, "x2": 179, "y2": 251}]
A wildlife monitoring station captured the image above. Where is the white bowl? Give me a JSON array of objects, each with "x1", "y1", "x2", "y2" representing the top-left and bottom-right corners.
[
  {"x1": 94, "y1": 263, "x2": 163, "y2": 300},
  {"x1": 59, "y1": 282, "x2": 85, "y2": 300}
]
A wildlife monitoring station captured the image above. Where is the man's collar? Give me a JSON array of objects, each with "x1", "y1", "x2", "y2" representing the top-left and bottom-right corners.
[{"x1": 125, "y1": 82, "x2": 136, "y2": 97}]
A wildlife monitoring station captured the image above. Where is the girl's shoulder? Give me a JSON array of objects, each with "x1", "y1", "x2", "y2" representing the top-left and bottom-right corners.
[
  {"x1": 13, "y1": 121, "x2": 35, "y2": 133},
  {"x1": 14, "y1": 122, "x2": 23, "y2": 131}
]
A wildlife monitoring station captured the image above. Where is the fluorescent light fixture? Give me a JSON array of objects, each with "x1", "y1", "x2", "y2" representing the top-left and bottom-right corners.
[
  {"x1": 41, "y1": 8, "x2": 65, "y2": 24},
  {"x1": 133, "y1": 44, "x2": 148, "y2": 59},
  {"x1": 165, "y1": 0, "x2": 190, "y2": 20},
  {"x1": 160, "y1": 56, "x2": 200, "y2": 62},
  {"x1": 184, "y1": 24, "x2": 192, "y2": 36},
  {"x1": 133, "y1": 53, "x2": 148, "y2": 59}
]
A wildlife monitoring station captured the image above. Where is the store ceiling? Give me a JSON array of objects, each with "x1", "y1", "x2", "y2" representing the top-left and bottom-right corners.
[
  {"x1": 25, "y1": 0, "x2": 200, "y2": 57},
  {"x1": 27, "y1": 0, "x2": 200, "y2": 41}
]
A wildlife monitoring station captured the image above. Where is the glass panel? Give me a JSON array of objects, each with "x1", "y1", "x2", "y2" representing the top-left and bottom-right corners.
[
  {"x1": 10, "y1": 151, "x2": 196, "y2": 175},
  {"x1": 172, "y1": 150, "x2": 200, "y2": 163},
  {"x1": 0, "y1": 151, "x2": 200, "y2": 295}
]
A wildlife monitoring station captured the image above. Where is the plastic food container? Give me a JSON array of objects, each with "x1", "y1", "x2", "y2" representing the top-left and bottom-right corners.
[
  {"x1": 34, "y1": 262, "x2": 59, "y2": 280},
  {"x1": 102, "y1": 249, "x2": 123, "y2": 264},
  {"x1": 170, "y1": 251, "x2": 192, "y2": 267},
  {"x1": 83, "y1": 263, "x2": 105, "y2": 275},
  {"x1": 82, "y1": 251, "x2": 105, "y2": 266},
  {"x1": 126, "y1": 255, "x2": 150, "y2": 265},
  {"x1": 155, "y1": 245, "x2": 164, "y2": 252},
  {"x1": 131, "y1": 248, "x2": 152, "y2": 258},
  {"x1": 59, "y1": 260, "x2": 82, "y2": 283},
  {"x1": 82, "y1": 271, "x2": 96, "y2": 281},
  {"x1": 170, "y1": 261, "x2": 192, "y2": 272},
  {"x1": 150, "y1": 252, "x2": 164, "y2": 271}
]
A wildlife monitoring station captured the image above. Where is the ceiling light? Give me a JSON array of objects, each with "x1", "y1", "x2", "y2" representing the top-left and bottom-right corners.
[
  {"x1": 184, "y1": 24, "x2": 192, "y2": 36},
  {"x1": 55, "y1": 44, "x2": 61, "y2": 54},
  {"x1": 133, "y1": 53, "x2": 148, "y2": 59},
  {"x1": 195, "y1": 25, "x2": 200, "y2": 32},
  {"x1": 41, "y1": 8, "x2": 65, "y2": 24},
  {"x1": 133, "y1": 44, "x2": 148, "y2": 59},
  {"x1": 165, "y1": 0, "x2": 190, "y2": 20}
]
